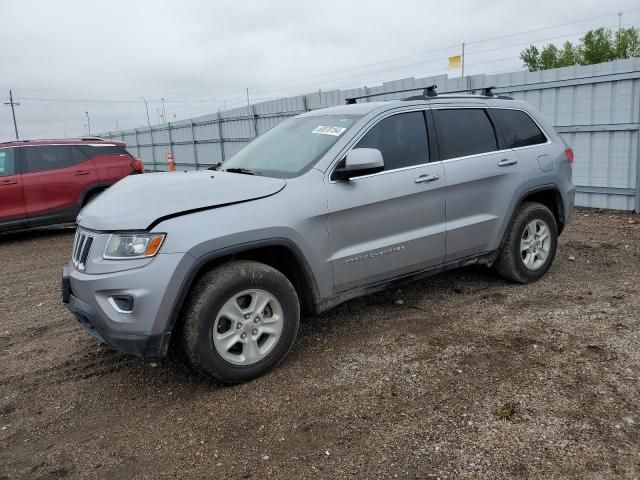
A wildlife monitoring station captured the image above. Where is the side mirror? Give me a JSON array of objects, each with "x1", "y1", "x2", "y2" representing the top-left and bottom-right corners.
[{"x1": 334, "y1": 148, "x2": 384, "y2": 181}]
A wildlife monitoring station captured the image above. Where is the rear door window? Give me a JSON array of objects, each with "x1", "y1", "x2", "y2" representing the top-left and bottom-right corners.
[
  {"x1": 24, "y1": 146, "x2": 76, "y2": 173},
  {"x1": 492, "y1": 109, "x2": 547, "y2": 148},
  {"x1": 0, "y1": 148, "x2": 16, "y2": 176},
  {"x1": 433, "y1": 109, "x2": 498, "y2": 160},
  {"x1": 78, "y1": 145, "x2": 129, "y2": 158},
  {"x1": 354, "y1": 111, "x2": 429, "y2": 171}
]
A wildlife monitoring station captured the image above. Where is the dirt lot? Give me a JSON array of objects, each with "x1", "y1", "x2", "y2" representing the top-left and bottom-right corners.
[{"x1": 1, "y1": 211, "x2": 639, "y2": 479}]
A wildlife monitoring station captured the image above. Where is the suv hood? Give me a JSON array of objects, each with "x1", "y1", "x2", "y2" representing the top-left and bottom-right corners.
[{"x1": 78, "y1": 171, "x2": 286, "y2": 231}]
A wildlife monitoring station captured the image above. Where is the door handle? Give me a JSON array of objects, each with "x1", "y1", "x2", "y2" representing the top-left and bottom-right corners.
[
  {"x1": 498, "y1": 158, "x2": 518, "y2": 167},
  {"x1": 415, "y1": 174, "x2": 440, "y2": 184},
  {"x1": 0, "y1": 179, "x2": 18, "y2": 186},
  {"x1": 75, "y1": 170, "x2": 91, "y2": 176}
]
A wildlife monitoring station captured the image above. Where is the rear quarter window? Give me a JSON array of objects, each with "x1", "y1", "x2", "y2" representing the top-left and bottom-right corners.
[
  {"x1": 79, "y1": 145, "x2": 129, "y2": 158},
  {"x1": 492, "y1": 109, "x2": 547, "y2": 149}
]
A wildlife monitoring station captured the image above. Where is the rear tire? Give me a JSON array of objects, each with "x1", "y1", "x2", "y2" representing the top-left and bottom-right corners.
[
  {"x1": 181, "y1": 260, "x2": 300, "y2": 384},
  {"x1": 494, "y1": 202, "x2": 558, "y2": 283}
]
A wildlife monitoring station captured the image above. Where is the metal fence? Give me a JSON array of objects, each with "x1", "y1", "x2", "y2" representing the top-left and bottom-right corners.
[{"x1": 102, "y1": 58, "x2": 640, "y2": 212}]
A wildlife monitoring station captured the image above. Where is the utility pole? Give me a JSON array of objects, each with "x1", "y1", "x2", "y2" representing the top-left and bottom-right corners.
[
  {"x1": 161, "y1": 98, "x2": 166, "y2": 123},
  {"x1": 85, "y1": 111, "x2": 91, "y2": 134},
  {"x1": 461, "y1": 42, "x2": 465, "y2": 79},
  {"x1": 4, "y1": 90, "x2": 20, "y2": 139},
  {"x1": 246, "y1": 88, "x2": 250, "y2": 108}
]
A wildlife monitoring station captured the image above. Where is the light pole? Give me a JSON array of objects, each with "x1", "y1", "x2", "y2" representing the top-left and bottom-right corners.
[
  {"x1": 161, "y1": 97, "x2": 166, "y2": 124},
  {"x1": 140, "y1": 96, "x2": 156, "y2": 169},
  {"x1": 85, "y1": 111, "x2": 91, "y2": 135},
  {"x1": 618, "y1": 12, "x2": 623, "y2": 59},
  {"x1": 140, "y1": 96, "x2": 151, "y2": 128}
]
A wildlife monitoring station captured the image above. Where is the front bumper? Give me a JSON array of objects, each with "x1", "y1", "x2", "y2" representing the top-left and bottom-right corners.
[{"x1": 61, "y1": 256, "x2": 185, "y2": 358}]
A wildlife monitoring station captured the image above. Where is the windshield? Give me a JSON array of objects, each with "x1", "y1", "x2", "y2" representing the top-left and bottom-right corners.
[{"x1": 222, "y1": 115, "x2": 360, "y2": 178}]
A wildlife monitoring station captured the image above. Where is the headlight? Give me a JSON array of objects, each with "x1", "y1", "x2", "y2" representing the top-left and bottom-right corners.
[{"x1": 103, "y1": 233, "x2": 166, "y2": 260}]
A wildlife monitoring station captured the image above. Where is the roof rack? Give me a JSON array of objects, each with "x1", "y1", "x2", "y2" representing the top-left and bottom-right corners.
[
  {"x1": 345, "y1": 85, "x2": 509, "y2": 104},
  {"x1": 80, "y1": 136, "x2": 105, "y2": 141}
]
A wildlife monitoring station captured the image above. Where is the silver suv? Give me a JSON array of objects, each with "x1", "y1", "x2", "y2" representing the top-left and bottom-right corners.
[{"x1": 62, "y1": 91, "x2": 575, "y2": 383}]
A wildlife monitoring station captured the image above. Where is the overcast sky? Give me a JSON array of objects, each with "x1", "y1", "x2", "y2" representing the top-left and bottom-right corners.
[{"x1": 1, "y1": 0, "x2": 639, "y2": 141}]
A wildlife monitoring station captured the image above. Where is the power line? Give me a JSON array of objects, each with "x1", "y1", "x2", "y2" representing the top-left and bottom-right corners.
[
  {"x1": 248, "y1": 20, "x2": 638, "y2": 100},
  {"x1": 238, "y1": 7, "x2": 640, "y2": 95},
  {"x1": 11, "y1": 96, "x2": 223, "y2": 104},
  {"x1": 231, "y1": 21, "x2": 638, "y2": 100},
  {"x1": 8, "y1": 8, "x2": 640, "y2": 134},
  {"x1": 167, "y1": 17, "x2": 637, "y2": 121},
  {"x1": 468, "y1": 20, "x2": 640, "y2": 56},
  {"x1": 464, "y1": 7, "x2": 640, "y2": 46},
  {"x1": 6, "y1": 6, "x2": 640, "y2": 109},
  {"x1": 213, "y1": 20, "x2": 635, "y2": 115},
  {"x1": 12, "y1": 18, "x2": 635, "y2": 123}
]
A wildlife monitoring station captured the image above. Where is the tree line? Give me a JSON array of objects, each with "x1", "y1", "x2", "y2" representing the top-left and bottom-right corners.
[{"x1": 520, "y1": 27, "x2": 640, "y2": 71}]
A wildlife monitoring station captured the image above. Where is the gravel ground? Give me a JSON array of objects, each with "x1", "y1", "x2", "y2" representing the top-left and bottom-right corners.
[{"x1": 1, "y1": 210, "x2": 639, "y2": 479}]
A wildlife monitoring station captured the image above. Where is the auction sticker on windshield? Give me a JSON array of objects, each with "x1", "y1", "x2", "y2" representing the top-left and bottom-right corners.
[{"x1": 312, "y1": 125, "x2": 347, "y2": 136}]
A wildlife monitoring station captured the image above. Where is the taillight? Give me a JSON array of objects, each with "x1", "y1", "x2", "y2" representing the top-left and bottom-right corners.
[
  {"x1": 132, "y1": 159, "x2": 144, "y2": 173},
  {"x1": 564, "y1": 148, "x2": 574, "y2": 164}
]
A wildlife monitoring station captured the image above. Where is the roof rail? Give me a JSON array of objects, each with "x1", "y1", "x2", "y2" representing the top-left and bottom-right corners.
[
  {"x1": 345, "y1": 85, "x2": 508, "y2": 104},
  {"x1": 80, "y1": 136, "x2": 105, "y2": 141},
  {"x1": 345, "y1": 85, "x2": 438, "y2": 104}
]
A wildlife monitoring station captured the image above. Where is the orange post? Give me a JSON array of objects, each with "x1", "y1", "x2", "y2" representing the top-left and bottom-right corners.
[{"x1": 167, "y1": 151, "x2": 175, "y2": 172}]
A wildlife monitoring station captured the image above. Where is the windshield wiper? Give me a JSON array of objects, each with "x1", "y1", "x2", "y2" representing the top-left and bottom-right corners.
[
  {"x1": 207, "y1": 162, "x2": 223, "y2": 171},
  {"x1": 223, "y1": 167, "x2": 261, "y2": 176}
]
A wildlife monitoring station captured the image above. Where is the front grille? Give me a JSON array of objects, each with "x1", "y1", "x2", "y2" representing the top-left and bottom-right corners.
[{"x1": 72, "y1": 229, "x2": 94, "y2": 271}]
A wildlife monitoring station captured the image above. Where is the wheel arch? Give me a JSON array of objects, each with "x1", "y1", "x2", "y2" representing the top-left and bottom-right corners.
[
  {"x1": 504, "y1": 186, "x2": 566, "y2": 244},
  {"x1": 166, "y1": 239, "x2": 321, "y2": 337},
  {"x1": 79, "y1": 182, "x2": 114, "y2": 207},
  {"x1": 518, "y1": 187, "x2": 566, "y2": 234}
]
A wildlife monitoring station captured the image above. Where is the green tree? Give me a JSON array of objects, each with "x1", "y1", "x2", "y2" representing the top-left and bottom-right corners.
[
  {"x1": 520, "y1": 45, "x2": 540, "y2": 71},
  {"x1": 520, "y1": 26, "x2": 640, "y2": 71},
  {"x1": 538, "y1": 43, "x2": 560, "y2": 69},
  {"x1": 581, "y1": 28, "x2": 616, "y2": 64},
  {"x1": 616, "y1": 27, "x2": 640, "y2": 58},
  {"x1": 558, "y1": 41, "x2": 580, "y2": 66}
]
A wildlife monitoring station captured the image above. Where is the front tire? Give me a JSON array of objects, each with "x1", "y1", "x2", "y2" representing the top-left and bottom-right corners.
[
  {"x1": 181, "y1": 260, "x2": 300, "y2": 383},
  {"x1": 494, "y1": 202, "x2": 558, "y2": 283}
]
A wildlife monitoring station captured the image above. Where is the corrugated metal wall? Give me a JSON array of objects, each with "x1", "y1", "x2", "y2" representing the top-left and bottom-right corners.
[{"x1": 102, "y1": 59, "x2": 640, "y2": 212}]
